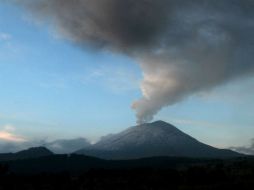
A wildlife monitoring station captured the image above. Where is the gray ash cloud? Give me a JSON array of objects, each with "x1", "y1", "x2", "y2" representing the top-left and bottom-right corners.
[{"x1": 13, "y1": 0, "x2": 254, "y2": 123}]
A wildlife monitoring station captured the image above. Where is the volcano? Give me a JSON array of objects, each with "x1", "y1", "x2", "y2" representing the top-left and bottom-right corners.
[{"x1": 76, "y1": 121, "x2": 242, "y2": 159}]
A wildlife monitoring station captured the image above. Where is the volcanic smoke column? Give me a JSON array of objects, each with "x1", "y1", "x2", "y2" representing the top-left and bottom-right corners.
[{"x1": 14, "y1": 0, "x2": 254, "y2": 124}]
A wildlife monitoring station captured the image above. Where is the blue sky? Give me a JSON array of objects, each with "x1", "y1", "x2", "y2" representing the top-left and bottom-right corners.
[{"x1": 0, "y1": 2, "x2": 253, "y2": 148}]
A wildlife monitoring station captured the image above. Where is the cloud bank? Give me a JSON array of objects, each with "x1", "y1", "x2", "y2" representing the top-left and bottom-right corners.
[
  {"x1": 45, "y1": 138, "x2": 91, "y2": 154},
  {"x1": 13, "y1": 0, "x2": 254, "y2": 123},
  {"x1": 0, "y1": 138, "x2": 91, "y2": 154},
  {"x1": 0, "y1": 125, "x2": 26, "y2": 142},
  {"x1": 231, "y1": 139, "x2": 254, "y2": 155}
]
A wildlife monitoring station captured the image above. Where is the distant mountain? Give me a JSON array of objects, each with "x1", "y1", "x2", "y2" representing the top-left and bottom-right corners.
[
  {"x1": 76, "y1": 121, "x2": 243, "y2": 159},
  {"x1": 0, "y1": 147, "x2": 53, "y2": 161},
  {"x1": 45, "y1": 138, "x2": 91, "y2": 154}
]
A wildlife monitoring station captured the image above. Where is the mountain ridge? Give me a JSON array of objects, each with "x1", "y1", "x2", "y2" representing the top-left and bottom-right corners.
[{"x1": 0, "y1": 147, "x2": 53, "y2": 161}]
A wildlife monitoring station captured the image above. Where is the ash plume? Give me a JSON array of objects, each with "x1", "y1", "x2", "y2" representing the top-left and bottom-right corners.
[{"x1": 13, "y1": 0, "x2": 254, "y2": 123}]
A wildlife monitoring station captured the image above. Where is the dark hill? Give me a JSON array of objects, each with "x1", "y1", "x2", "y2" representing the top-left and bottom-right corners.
[{"x1": 0, "y1": 147, "x2": 53, "y2": 161}]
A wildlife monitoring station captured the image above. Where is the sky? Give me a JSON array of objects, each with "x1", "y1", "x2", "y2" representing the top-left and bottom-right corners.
[{"x1": 0, "y1": 1, "x2": 254, "y2": 149}]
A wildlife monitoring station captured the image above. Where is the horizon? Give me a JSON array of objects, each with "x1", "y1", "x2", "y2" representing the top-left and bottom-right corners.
[
  {"x1": 0, "y1": 120, "x2": 247, "y2": 157},
  {"x1": 0, "y1": 119, "x2": 252, "y2": 155},
  {"x1": 0, "y1": 0, "x2": 254, "y2": 156}
]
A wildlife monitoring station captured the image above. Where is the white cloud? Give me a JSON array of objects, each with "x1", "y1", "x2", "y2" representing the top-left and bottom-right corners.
[
  {"x1": 0, "y1": 32, "x2": 12, "y2": 41},
  {"x1": 36, "y1": 72, "x2": 72, "y2": 90},
  {"x1": 4, "y1": 124, "x2": 16, "y2": 132},
  {"x1": 82, "y1": 65, "x2": 140, "y2": 93},
  {"x1": 230, "y1": 138, "x2": 254, "y2": 155},
  {"x1": 0, "y1": 124, "x2": 26, "y2": 142},
  {"x1": 169, "y1": 118, "x2": 226, "y2": 129}
]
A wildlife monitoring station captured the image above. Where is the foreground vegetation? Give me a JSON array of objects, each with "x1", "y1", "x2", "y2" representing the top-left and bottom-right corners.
[{"x1": 0, "y1": 156, "x2": 253, "y2": 189}]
